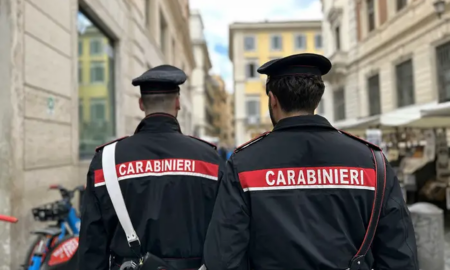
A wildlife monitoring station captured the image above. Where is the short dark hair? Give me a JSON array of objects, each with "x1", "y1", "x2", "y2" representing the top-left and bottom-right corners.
[
  {"x1": 141, "y1": 93, "x2": 178, "y2": 111},
  {"x1": 266, "y1": 74, "x2": 325, "y2": 113}
]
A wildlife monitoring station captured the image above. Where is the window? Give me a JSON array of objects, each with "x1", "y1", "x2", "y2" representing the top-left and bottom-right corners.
[
  {"x1": 78, "y1": 62, "x2": 83, "y2": 83},
  {"x1": 90, "y1": 61, "x2": 105, "y2": 83},
  {"x1": 436, "y1": 42, "x2": 450, "y2": 102},
  {"x1": 78, "y1": 11, "x2": 115, "y2": 159},
  {"x1": 160, "y1": 10, "x2": 168, "y2": 54},
  {"x1": 335, "y1": 26, "x2": 341, "y2": 50},
  {"x1": 245, "y1": 60, "x2": 258, "y2": 79},
  {"x1": 396, "y1": 0, "x2": 407, "y2": 11},
  {"x1": 244, "y1": 36, "x2": 255, "y2": 51},
  {"x1": 79, "y1": 99, "x2": 83, "y2": 122},
  {"x1": 368, "y1": 74, "x2": 381, "y2": 116},
  {"x1": 333, "y1": 88, "x2": 346, "y2": 121},
  {"x1": 145, "y1": 0, "x2": 150, "y2": 26},
  {"x1": 294, "y1": 34, "x2": 306, "y2": 50},
  {"x1": 395, "y1": 59, "x2": 415, "y2": 108},
  {"x1": 271, "y1": 35, "x2": 282, "y2": 51},
  {"x1": 172, "y1": 38, "x2": 176, "y2": 65},
  {"x1": 90, "y1": 39, "x2": 103, "y2": 55},
  {"x1": 90, "y1": 98, "x2": 106, "y2": 123},
  {"x1": 246, "y1": 95, "x2": 260, "y2": 125},
  {"x1": 314, "y1": 34, "x2": 322, "y2": 49},
  {"x1": 367, "y1": 0, "x2": 375, "y2": 32},
  {"x1": 78, "y1": 41, "x2": 83, "y2": 56}
]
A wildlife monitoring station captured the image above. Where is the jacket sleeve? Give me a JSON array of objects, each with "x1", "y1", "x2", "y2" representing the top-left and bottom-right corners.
[
  {"x1": 204, "y1": 157, "x2": 250, "y2": 270},
  {"x1": 371, "y1": 161, "x2": 419, "y2": 270},
  {"x1": 78, "y1": 153, "x2": 110, "y2": 270}
]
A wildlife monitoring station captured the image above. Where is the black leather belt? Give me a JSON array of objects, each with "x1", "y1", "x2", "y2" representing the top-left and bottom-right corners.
[{"x1": 114, "y1": 256, "x2": 202, "y2": 270}]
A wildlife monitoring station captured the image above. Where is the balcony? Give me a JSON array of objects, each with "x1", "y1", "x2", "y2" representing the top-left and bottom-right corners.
[{"x1": 323, "y1": 50, "x2": 348, "y2": 84}]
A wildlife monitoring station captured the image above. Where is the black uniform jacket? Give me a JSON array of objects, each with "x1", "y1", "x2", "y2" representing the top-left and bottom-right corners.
[
  {"x1": 204, "y1": 115, "x2": 418, "y2": 270},
  {"x1": 79, "y1": 113, "x2": 224, "y2": 270}
]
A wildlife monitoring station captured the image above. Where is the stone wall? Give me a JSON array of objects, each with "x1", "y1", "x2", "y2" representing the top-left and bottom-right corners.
[{"x1": 0, "y1": 0, "x2": 194, "y2": 268}]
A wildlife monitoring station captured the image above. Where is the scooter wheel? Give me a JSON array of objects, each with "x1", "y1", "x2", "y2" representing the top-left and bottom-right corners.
[{"x1": 22, "y1": 235, "x2": 50, "y2": 269}]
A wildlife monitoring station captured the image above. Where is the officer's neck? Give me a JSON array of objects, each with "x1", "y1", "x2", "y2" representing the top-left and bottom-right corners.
[
  {"x1": 278, "y1": 110, "x2": 313, "y2": 121},
  {"x1": 144, "y1": 110, "x2": 176, "y2": 118}
]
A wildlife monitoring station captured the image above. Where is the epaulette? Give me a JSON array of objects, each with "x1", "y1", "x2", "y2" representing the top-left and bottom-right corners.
[
  {"x1": 187, "y1": 135, "x2": 217, "y2": 150},
  {"x1": 338, "y1": 130, "x2": 382, "y2": 151},
  {"x1": 95, "y1": 136, "x2": 129, "y2": 152},
  {"x1": 234, "y1": 131, "x2": 271, "y2": 153}
]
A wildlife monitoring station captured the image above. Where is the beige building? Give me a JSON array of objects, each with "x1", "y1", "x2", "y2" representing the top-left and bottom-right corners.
[
  {"x1": 189, "y1": 10, "x2": 215, "y2": 138},
  {"x1": 321, "y1": 0, "x2": 450, "y2": 133},
  {"x1": 211, "y1": 75, "x2": 235, "y2": 148},
  {"x1": 228, "y1": 93, "x2": 236, "y2": 147},
  {"x1": 0, "y1": 0, "x2": 194, "y2": 268}
]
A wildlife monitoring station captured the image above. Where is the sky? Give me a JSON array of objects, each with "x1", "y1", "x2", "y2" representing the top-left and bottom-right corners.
[{"x1": 189, "y1": 0, "x2": 323, "y2": 93}]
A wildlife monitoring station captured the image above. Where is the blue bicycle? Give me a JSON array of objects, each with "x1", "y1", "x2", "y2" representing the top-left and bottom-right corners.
[{"x1": 23, "y1": 184, "x2": 84, "y2": 270}]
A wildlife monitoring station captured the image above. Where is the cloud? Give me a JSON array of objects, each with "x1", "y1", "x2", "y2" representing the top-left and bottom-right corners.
[{"x1": 190, "y1": 0, "x2": 323, "y2": 93}]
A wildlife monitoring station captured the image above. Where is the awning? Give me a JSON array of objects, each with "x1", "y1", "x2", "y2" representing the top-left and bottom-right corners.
[
  {"x1": 421, "y1": 101, "x2": 450, "y2": 117},
  {"x1": 378, "y1": 102, "x2": 438, "y2": 127},
  {"x1": 333, "y1": 115, "x2": 381, "y2": 135},
  {"x1": 405, "y1": 101, "x2": 450, "y2": 128},
  {"x1": 335, "y1": 101, "x2": 450, "y2": 134}
]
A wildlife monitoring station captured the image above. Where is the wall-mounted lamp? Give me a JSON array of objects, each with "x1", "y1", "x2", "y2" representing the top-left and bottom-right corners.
[{"x1": 434, "y1": 0, "x2": 446, "y2": 19}]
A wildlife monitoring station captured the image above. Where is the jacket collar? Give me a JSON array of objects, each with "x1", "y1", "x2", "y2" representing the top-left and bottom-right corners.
[
  {"x1": 272, "y1": 115, "x2": 336, "y2": 132},
  {"x1": 134, "y1": 113, "x2": 182, "y2": 134}
]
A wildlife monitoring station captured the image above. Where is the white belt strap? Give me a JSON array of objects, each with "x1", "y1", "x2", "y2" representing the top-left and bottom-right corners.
[{"x1": 102, "y1": 142, "x2": 140, "y2": 245}]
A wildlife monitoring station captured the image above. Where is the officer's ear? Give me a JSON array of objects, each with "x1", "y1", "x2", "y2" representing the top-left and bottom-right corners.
[
  {"x1": 138, "y1": 97, "x2": 145, "y2": 112},
  {"x1": 175, "y1": 94, "x2": 181, "y2": 111},
  {"x1": 268, "y1": 91, "x2": 278, "y2": 108}
]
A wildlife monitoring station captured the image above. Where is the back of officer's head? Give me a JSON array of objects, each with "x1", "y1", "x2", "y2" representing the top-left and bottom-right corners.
[
  {"x1": 139, "y1": 92, "x2": 180, "y2": 116},
  {"x1": 132, "y1": 65, "x2": 187, "y2": 117},
  {"x1": 267, "y1": 74, "x2": 325, "y2": 115}
]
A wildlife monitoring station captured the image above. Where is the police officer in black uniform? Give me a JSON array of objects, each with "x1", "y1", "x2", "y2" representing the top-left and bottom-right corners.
[
  {"x1": 79, "y1": 65, "x2": 224, "y2": 270},
  {"x1": 203, "y1": 54, "x2": 418, "y2": 270}
]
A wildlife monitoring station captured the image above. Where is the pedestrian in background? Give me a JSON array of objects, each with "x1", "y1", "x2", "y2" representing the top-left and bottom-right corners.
[
  {"x1": 218, "y1": 146, "x2": 227, "y2": 162},
  {"x1": 203, "y1": 54, "x2": 418, "y2": 270},
  {"x1": 79, "y1": 65, "x2": 224, "y2": 270}
]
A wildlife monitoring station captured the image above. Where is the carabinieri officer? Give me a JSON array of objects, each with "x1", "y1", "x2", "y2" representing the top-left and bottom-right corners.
[
  {"x1": 203, "y1": 54, "x2": 418, "y2": 270},
  {"x1": 79, "y1": 65, "x2": 224, "y2": 270}
]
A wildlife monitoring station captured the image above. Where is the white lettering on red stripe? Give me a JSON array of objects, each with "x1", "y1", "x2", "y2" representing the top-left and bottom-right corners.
[
  {"x1": 240, "y1": 166, "x2": 376, "y2": 192},
  {"x1": 94, "y1": 159, "x2": 218, "y2": 187}
]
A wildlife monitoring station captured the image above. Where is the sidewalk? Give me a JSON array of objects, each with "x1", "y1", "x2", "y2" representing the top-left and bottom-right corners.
[{"x1": 444, "y1": 214, "x2": 450, "y2": 270}]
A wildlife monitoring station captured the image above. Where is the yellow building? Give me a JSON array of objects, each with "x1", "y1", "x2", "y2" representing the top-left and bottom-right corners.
[
  {"x1": 78, "y1": 25, "x2": 115, "y2": 155},
  {"x1": 229, "y1": 20, "x2": 323, "y2": 145}
]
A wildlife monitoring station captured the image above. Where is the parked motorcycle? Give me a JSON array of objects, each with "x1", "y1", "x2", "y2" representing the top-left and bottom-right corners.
[{"x1": 23, "y1": 185, "x2": 84, "y2": 270}]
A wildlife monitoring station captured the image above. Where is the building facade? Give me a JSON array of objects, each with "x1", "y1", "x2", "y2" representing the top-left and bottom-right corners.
[
  {"x1": 229, "y1": 20, "x2": 323, "y2": 146},
  {"x1": 210, "y1": 75, "x2": 235, "y2": 148},
  {"x1": 0, "y1": 0, "x2": 194, "y2": 268},
  {"x1": 227, "y1": 93, "x2": 236, "y2": 147},
  {"x1": 190, "y1": 10, "x2": 214, "y2": 138},
  {"x1": 321, "y1": 0, "x2": 450, "y2": 133}
]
